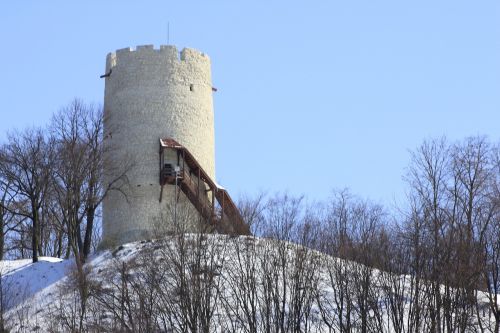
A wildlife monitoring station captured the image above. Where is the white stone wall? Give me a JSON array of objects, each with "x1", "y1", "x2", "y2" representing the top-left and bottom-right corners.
[{"x1": 101, "y1": 45, "x2": 216, "y2": 247}]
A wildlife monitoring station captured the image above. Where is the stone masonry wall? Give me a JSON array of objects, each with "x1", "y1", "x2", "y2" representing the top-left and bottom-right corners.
[{"x1": 101, "y1": 45, "x2": 216, "y2": 247}]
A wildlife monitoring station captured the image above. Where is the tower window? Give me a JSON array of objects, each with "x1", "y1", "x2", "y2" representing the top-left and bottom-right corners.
[{"x1": 189, "y1": 84, "x2": 194, "y2": 92}]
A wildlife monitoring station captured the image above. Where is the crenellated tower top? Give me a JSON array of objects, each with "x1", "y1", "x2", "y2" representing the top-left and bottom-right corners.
[{"x1": 106, "y1": 45, "x2": 210, "y2": 72}]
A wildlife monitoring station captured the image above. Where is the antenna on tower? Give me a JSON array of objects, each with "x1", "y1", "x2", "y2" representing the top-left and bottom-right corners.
[{"x1": 167, "y1": 22, "x2": 170, "y2": 45}]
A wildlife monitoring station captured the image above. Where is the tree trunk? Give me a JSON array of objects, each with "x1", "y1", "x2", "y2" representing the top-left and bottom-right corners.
[
  {"x1": 0, "y1": 203, "x2": 4, "y2": 260},
  {"x1": 32, "y1": 204, "x2": 39, "y2": 263},
  {"x1": 56, "y1": 230, "x2": 63, "y2": 258},
  {"x1": 0, "y1": 218, "x2": 4, "y2": 261},
  {"x1": 82, "y1": 205, "x2": 95, "y2": 259},
  {"x1": 76, "y1": 221, "x2": 83, "y2": 256},
  {"x1": 65, "y1": 232, "x2": 71, "y2": 259}
]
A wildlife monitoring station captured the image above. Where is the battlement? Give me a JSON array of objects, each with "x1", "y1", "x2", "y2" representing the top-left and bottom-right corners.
[{"x1": 106, "y1": 45, "x2": 210, "y2": 70}]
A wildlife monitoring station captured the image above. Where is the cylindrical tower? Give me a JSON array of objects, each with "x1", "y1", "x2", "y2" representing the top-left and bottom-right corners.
[{"x1": 101, "y1": 45, "x2": 216, "y2": 246}]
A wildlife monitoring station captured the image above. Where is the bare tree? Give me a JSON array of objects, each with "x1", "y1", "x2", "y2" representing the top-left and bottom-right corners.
[
  {"x1": 80, "y1": 102, "x2": 107, "y2": 259},
  {"x1": 51, "y1": 99, "x2": 128, "y2": 262},
  {"x1": 220, "y1": 235, "x2": 260, "y2": 332},
  {"x1": 0, "y1": 128, "x2": 54, "y2": 262},
  {"x1": 237, "y1": 192, "x2": 267, "y2": 235},
  {"x1": 405, "y1": 137, "x2": 450, "y2": 332},
  {"x1": 159, "y1": 231, "x2": 228, "y2": 332},
  {"x1": 51, "y1": 100, "x2": 90, "y2": 261},
  {"x1": 444, "y1": 137, "x2": 493, "y2": 331},
  {"x1": 378, "y1": 235, "x2": 411, "y2": 333},
  {"x1": 0, "y1": 170, "x2": 26, "y2": 260},
  {"x1": 480, "y1": 142, "x2": 500, "y2": 333}
]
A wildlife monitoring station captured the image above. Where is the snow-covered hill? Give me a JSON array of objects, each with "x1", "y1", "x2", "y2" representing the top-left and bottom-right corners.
[{"x1": 1, "y1": 234, "x2": 498, "y2": 332}]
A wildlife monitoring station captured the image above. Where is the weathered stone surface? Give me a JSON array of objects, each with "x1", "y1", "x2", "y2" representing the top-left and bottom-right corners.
[{"x1": 101, "y1": 45, "x2": 215, "y2": 247}]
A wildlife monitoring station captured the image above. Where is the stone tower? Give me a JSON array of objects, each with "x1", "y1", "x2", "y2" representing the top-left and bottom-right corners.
[{"x1": 101, "y1": 45, "x2": 216, "y2": 246}]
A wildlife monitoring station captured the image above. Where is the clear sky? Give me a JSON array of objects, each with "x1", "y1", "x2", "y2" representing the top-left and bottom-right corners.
[{"x1": 1, "y1": 1, "x2": 499, "y2": 206}]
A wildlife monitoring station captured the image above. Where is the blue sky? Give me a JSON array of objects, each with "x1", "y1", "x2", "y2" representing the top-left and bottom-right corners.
[{"x1": 1, "y1": 1, "x2": 499, "y2": 206}]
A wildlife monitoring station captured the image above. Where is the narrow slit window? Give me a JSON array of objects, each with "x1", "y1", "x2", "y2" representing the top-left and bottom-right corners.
[{"x1": 189, "y1": 84, "x2": 194, "y2": 92}]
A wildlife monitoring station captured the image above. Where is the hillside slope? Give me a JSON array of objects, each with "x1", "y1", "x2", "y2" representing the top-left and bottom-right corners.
[{"x1": 1, "y1": 234, "x2": 498, "y2": 332}]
